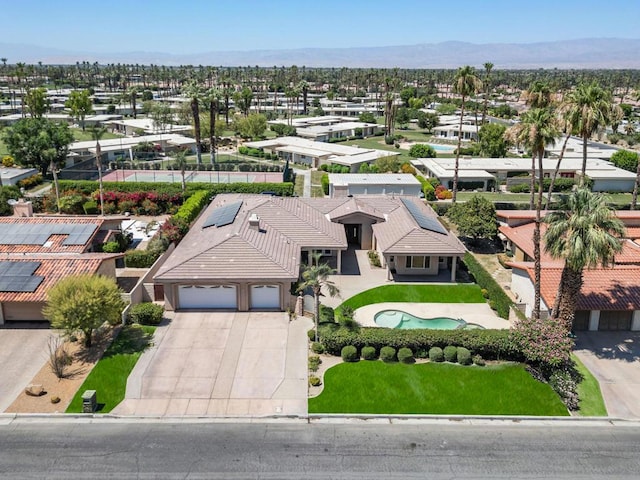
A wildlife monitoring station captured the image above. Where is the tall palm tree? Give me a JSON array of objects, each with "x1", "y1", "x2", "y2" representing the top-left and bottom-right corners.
[
  {"x1": 298, "y1": 253, "x2": 340, "y2": 342},
  {"x1": 184, "y1": 82, "x2": 203, "y2": 165},
  {"x1": 451, "y1": 66, "x2": 481, "y2": 203},
  {"x1": 205, "y1": 87, "x2": 221, "y2": 165},
  {"x1": 506, "y1": 108, "x2": 559, "y2": 320},
  {"x1": 89, "y1": 126, "x2": 108, "y2": 216},
  {"x1": 174, "y1": 149, "x2": 189, "y2": 194},
  {"x1": 481, "y1": 62, "x2": 493, "y2": 125},
  {"x1": 544, "y1": 189, "x2": 624, "y2": 328},
  {"x1": 521, "y1": 80, "x2": 553, "y2": 109},
  {"x1": 563, "y1": 82, "x2": 621, "y2": 185}
]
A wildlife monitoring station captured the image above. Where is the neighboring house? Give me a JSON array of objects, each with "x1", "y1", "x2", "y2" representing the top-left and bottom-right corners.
[
  {"x1": 328, "y1": 173, "x2": 422, "y2": 198},
  {"x1": 498, "y1": 209, "x2": 640, "y2": 331},
  {"x1": 244, "y1": 136, "x2": 399, "y2": 172},
  {"x1": 433, "y1": 124, "x2": 479, "y2": 142},
  {"x1": 295, "y1": 121, "x2": 382, "y2": 142},
  {"x1": 0, "y1": 167, "x2": 39, "y2": 186},
  {"x1": 155, "y1": 194, "x2": 465, "y2": 312},
  {"x1": 105, "y1": 118, "x2": 192, "y2": 136},
  {"x1": 0, "y1": 211, "x2": 123, "y2": 323}
]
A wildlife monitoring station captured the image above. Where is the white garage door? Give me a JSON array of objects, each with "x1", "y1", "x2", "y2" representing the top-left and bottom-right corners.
[
  {"x1": 178, "y1": 285, "x2": 237, "y2": 309},
  {"x1": 250, "y1": 285, "x2": 281, "y2": 309}
]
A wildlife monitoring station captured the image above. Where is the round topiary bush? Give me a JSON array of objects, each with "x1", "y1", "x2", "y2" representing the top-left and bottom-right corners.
[
  {"x1": 398, "y1": 347, "x2": 414, "y2": 364},
  {"x1": 128, "y1": 302, "x2": 164, "y2": 325},
  {"x1": 473, "y1": 354, "x2": 486, "y2": 366},
  {"x1": 361, "y1": 346, "x2": 377, "y2": 360},
  {"x1": 380, "y1": 346, "x2": 396, "y2": 363},
  {"x1": 457, "y1": 347, "x2": 472, "y2": 365},
  {"x1": 444, "y1": 345, "x2": 458, "y2": 363},
  {"x1": 307, "y1": 329, "x2": 316, "y2": 341},
  {"x1": 429, "y1": 346, "x2": 444, "y2": 362},
  {"x1": 311, "y1": 342, "x2": 325, "y2": 354},
  {"x1": 309, "y1": 376, "x2": 321, "y2": 387},
  {"x1": 341, "y1": 345, "x2": 359, "y2": 362}
]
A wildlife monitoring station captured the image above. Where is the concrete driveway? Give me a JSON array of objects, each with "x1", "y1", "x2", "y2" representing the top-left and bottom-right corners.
[
  {"x1": 574, "y1": 332, "x2": 640, "y2": 419},
  {"x1": 0, "y1": 324, "x2": 55, "y2": 412},
  {"x1": 113, "y1": 312, "x2": 311, "y2": 417}
]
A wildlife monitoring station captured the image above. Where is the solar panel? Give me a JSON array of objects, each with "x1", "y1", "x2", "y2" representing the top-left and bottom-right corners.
[
  {"x1": 202, "y1": 201, "x2": 243, "y2": 228},
  {"x1": 400, "y1": 198, "x2": 448, "y2": 235},
  {"x1": 0, "y1": 261, "x2": 41, "y2": 276},
  {"x1": 0, "y1": 276, "x2": 44, "y2": 292},
  {"x1": 0, "y1": 223, "x2": 98, "y2": 246}
]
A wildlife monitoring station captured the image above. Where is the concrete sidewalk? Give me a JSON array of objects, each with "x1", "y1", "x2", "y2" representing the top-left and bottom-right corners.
[{"x1": 113, "y1": 312, "x2": 311, "y2": 417}]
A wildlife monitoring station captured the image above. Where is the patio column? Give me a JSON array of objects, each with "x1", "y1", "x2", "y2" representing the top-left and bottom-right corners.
[
  {"x1": 337, "y1": 250, "x2": 342, "y2": 274},
  {"x1": 450, "y1": 256, "x2": 457, "y2": 283}
]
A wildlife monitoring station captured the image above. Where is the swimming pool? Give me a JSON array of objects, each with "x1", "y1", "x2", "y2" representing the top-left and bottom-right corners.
[
  {"x1": 428, "y1": 144, "x2": 456, "y2": 153},
  {"x1": 374, "y1": 309, "x2": 483, "y2": 330}
]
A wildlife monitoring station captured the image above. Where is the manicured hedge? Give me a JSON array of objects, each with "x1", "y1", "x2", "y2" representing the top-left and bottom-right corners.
[
  {"x1": 124, "y1": 248, "x2": 163, "y2": 268},
  {"x1": 319, "y1": 326, "x2": 522, "y2": 361},
  {"x1": 172, "y1": 190, "x2": 210, "y2": 224},
  {"x1": 321, "y1": 173, "x2": 329, "y2": 195},
  {"x1": 128, "y1": 302, "x2": 164, "y2": 325},
  {"x1": 462, "y1": 252, "x2": 513, "y2": 319}
]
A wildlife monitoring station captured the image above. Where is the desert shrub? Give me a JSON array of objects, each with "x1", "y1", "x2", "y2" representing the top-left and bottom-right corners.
[
  {"x1": 311, "y1": 341, "x2": 325, "y2": 354},
  {"x1": 361, "y1": 346, "x2": 377, "y2": 360},
  {"x1": 124, "y1": 248, "x2": 163, "y2": 268},
  {"x1": 319, "y1": 304, "x2": 335, "y2": 323},
  {"x1": 548, "y1": 368, "x2": 579, "y2": 410},
  {"x1": 380, "y1": 346, "x2": 396, "y2": 363},
  {"x1": 128, "y1": 302, "x2": 164, "y2": 325},
  {"x1": 457, "y1": 347, "x2": 472, "y2": 365},
  {"x1": 308, "y1": 355, "x2": 322, "y2": 372},
  {"x1": 82, "y1": 200, "x2": 98, "y2": 214},
  {"x1": 444, "y1": 345, "x2": 458, "y2": 363},
  {"x1": 101, "y1": 241, "x2": 121, "y2": 253},
  {"x1": 321, "y1": 173, "x2": 329, "y2": 195},
  {"x1": 309, "y1": 376, "x2": 321, "y2": 387},
  {"x1": 429, "y1": 346, "x2": 444, "y2": 362},
  {"x1": 398, "y1": 347, "x2": 415, "y2": 364},
  {"x1": 341, "y1": 345, "x2": 359, "y2": 362},
  {"x1": 367, "y1": 250, "x2": 381, "y2": 267},
  {"x1": 308, "y1": 329, "x2": 316, "y2": 341},
  {"x1": 473, "y1": 354, "x2": 486, "y2": 366}
]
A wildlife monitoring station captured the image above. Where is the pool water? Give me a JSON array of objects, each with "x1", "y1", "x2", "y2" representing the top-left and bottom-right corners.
[
  {"x1": 428, "y1": 143, "x2": 456, "y2": 153},
  {"x1": 374, "y1": 310, "x2": 483, "y2": 330}
]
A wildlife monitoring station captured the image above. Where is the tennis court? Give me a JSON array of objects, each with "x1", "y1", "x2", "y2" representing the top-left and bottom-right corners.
[{"x1": 102, "y1": 169, "x2": 284, "y2": 184}]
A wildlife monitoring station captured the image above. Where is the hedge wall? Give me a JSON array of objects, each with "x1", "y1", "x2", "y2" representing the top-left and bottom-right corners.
[
  {"x1": 462, "y1": 252, "x2": 513, "y2": 319},
  {"x1": 319, "y1": 326, "x2": 522, "y2": 361},
  {"x1": 172, "y1": 190, "x2": 210, "y2": 224}
]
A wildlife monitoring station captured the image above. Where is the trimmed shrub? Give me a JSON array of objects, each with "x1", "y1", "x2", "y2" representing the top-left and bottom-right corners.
[
  {"x1": 319, "y1": 326, "x2": 521, "y2": 361},
  {"x1": 173, "y1": 190, "x2": 210, "y2": 224},
  {"x1": 380, "y1": 346, "x2": 396, "y2": 363},
  {"x1": 367, "y1": 250, "x2": 381, "y2": 267},
  {"x1": 463, "y1": 252, "x2": 512, "y2": 319},
  {"x1": 321, "y1": 173, "x2": 329, "y2": 195},
  {"x1": 128, "y1": 302, "x2": 164, "y2": 325},
  {"x1": 101, "y1": 241, "x2": 120, "y2": 253},
  {"x1": 361, "y1": 346, "x2": 377, "y2": 360},
  {"x1": 307, "y1": 329, "x2": 316, "y2": 341},
  {"x1": 309, "y1": 376, "x2": 321, "y2": 387},
  {"x1": 311, "y1": 342, "x2": 325, "y2": 354},
  {"x1": 444, "y1": 345, "x2": 458, "y2": 363},
  {"x1": 398, "y1": 347, "x2": 415, "y2": 364},
  {"x1": 429, "y1": 346, "x2": 444, "y2": 362},
  {"x1": 124, "y1": 248, "x2": 163, "y2": 268},
  {"x1": 308, "y1": 355, "x2": 322, "y2": 372},
  {"x1": 457, "y1": 347, "x2": 472, "y2": 365},
  {"x1": 341, "y1": 345, "x2": 359, "y2": 362},
  {"x1": 473, "y1": 354, "x2": 486, "y2": 366}
]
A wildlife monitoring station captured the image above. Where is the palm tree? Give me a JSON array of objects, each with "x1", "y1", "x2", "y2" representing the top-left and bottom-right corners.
[
  {"x1": 184, "y1": 82, "x2": 203, "y2": 165},
  {"x1": 544, "y1": 189, "x2": 624, "y2": 328},
  {"x1": 481, "y1": 62, "x2": 493, "y2": 126},
  {"x1": 563, "y1": 82, "x2": 621, "y2": 185},
  {"x1": 506, "y1": 108, "x2": 559, "y2": 320},
  {"x1": 89, "y1": 126, "x2": 108, "y2": 216},
  {"x1": 174, "y1": 150, "x2": 189, "y2": 194},
  {"x1": 298, "y1": 253, "x2": 340, "y2": 342},
  {"x1": 205, "y1": 87, "x2": 221, "y2": 165},
  {"x1": 521, "y1": 80, "x2": 553, "y2": 109},
  {"x1": 451, "y1": 66, "x2": 481, "y2": 203}
]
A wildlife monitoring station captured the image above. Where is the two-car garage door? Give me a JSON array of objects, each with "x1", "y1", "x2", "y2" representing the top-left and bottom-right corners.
[
  {"x1": 178, "y1": 285, "x2": 237, "y2": 309},
  {"x1": 177, "y1": 284, "x2": 281, "y2": 310}
]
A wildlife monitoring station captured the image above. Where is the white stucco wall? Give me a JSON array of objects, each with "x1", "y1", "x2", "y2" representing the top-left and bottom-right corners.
[{"x1": 511, "y1": 268, "x2": 550, "y2": 318}]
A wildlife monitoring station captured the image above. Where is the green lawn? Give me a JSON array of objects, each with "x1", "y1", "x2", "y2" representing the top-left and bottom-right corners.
[
  {"x1": 341, "y1": 284, "x2": 485, "y2": 311},
  {"x1": 0, "y1": 137, "x2": 8, "y2": 157},
  {"x1": 66, "y1": 324, "x2": 155, "y2": 414},
  {"x1": 309, "y1": 361, "x2": 569, "y2": 415},
  {"x1": 294, "y1": 172, "x2": 305, "y2": 196},
  {"x1": 572, "y1": 354, "x2": 607, "y2": 416},
  {"x1": 454, "y1": 192, "x2": 533, "y2": 203},
  {"x1": 71, "y1": 127, "x2": 119, "y2": 142}
]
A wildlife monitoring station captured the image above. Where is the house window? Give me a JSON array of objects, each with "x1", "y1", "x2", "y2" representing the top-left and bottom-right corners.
[{"x1": 405, "y1": 256, "x2": 430, "y2": 269}]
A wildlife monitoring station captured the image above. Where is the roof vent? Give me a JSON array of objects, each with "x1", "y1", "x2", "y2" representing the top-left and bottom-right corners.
[{"x1": 248, "y1": 213, "x2": 260, "y2": 231}]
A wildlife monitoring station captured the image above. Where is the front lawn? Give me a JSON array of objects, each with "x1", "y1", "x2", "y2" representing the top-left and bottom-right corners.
[
  {"x1": 66, "y1": 324, "x2": 155, "y2": 413},
  {"x1": 572, "y1": 354, "x2": 607, "y2": 416},
  {"x1": 341, "y1": 284, "x2": 485, "y2": 311},
  {"x1": 309, "y1": 361, "x2": 569, "y2": 416}
]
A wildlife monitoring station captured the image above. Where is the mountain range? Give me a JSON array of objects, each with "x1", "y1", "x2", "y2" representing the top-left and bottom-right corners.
[{"x1": 2, "y1": 38, "x2": 639, "y2": 69}]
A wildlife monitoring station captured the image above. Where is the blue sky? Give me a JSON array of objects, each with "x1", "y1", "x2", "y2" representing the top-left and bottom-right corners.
[{"x1": 4, "y1": 0, "x2": 639, "y2": 53}]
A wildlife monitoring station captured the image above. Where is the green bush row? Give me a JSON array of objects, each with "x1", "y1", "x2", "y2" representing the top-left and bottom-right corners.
[
  {"x1": 321, "y1": 173, "x2": 329, "y2": 195},
  {"x1": 124, "y1": 248, "x2": 163, "y2": 268},
  {"x1": 128, "y1": 302, "x2": 164, "y2": 325},
  {"x1": 320, "y1": 326, "x2": 522, "y2": 361},
  {"x1": 462, "y1": 252, "x2": 512, "y2": 319},
  {"x1": 172, "y1": 190, "x2": 210, "y2": 224}
]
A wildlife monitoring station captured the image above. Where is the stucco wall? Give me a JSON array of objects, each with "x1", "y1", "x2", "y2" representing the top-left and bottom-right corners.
[{"x1": 511, "y1": 268, "x2": 550, "y2": 318}]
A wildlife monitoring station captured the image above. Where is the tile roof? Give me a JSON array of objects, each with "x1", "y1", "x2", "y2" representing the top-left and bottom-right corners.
[
  {"x1": 0, "y1": 255, "x2": 115, "y2": 303},
  {"x1": 511, "y1": 262, "x2": 640, "y2": 311}
]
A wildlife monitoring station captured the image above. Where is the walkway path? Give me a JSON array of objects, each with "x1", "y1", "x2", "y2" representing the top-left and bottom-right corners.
[{"x1": 297, "y1": 168, "x2": 311, "y2": 197}]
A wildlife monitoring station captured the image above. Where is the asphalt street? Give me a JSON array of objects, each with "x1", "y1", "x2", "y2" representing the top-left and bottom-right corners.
[{"x1": 0, "y1": 419, "x2": 639, "y2": 479}]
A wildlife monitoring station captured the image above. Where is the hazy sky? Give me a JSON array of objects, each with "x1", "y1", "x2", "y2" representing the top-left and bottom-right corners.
[{"x1": 4, "y1": 0, "x2": 639, "y2": 53}]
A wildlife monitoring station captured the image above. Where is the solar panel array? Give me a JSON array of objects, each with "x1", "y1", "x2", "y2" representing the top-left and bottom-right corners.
[
  {"x1": 0, "y1": 260, "x2": 44, "y2": 293},
  {"x1": 202, "y1": 201, "x2": 243, "y2": 228},
  {"x1": 0, "y1": 223, "x2": 97, "y2": 246},
  {"x1": 400, "y1": 198, "x2": 448, "y2": 235}
]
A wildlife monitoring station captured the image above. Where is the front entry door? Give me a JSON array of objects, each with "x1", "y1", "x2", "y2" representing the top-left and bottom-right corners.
[{"x1": 344, "y1": 224, "x2": 361, "y2": 246}]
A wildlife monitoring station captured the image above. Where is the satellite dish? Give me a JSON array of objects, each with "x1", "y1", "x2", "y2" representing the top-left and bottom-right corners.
[{"x1": 7, "y1": 199, "x2": 18, "y2": 206}]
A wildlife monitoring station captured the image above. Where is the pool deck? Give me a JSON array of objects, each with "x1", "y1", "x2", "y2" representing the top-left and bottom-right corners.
[{"x1": 354, "y1": 302, "x2": 511, "y2": 330}]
